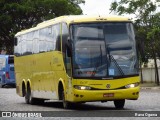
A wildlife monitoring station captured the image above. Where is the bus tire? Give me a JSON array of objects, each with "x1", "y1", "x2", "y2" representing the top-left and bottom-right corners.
[
  {"x1": 114, "y1": 99, "x2": 125, "y2": 109},
  {"x1": 25, "y1": 84, "x2": 36, "y2": 105},
  {"x1": 62, "y1": 89, "x2": 72, "y2": 109},
  {"x1": 22, "y1": 82, "x2": 26, "y2": 97}
]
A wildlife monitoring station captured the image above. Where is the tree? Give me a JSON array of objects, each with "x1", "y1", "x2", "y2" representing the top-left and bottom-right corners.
[
  {"x1": 147, "y1": 13, "x2": 160, "y2": 85},
  {"x1": 0, "y1": 0, "x2": 83, "y2": 54},
  {"x1": 110, "y1": 0, "x2": 160, "y2": 85}
]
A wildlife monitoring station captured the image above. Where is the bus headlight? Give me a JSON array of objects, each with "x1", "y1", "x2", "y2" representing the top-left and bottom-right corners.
[
  {"x1": 74, "y1": 85, "x2": 91, "y2": 90},
  {"x1": 125, "y1": 83, "x2": 139, "y2": 89}
]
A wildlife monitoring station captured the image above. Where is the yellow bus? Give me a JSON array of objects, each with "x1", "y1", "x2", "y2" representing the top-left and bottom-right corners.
[{"x1": 14, "y1": 15, "x2": 140, "y2": 109}]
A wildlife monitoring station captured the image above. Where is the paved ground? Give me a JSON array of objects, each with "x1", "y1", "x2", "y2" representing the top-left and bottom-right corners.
[
  {"x1": 0, "y1": 83, "x2": 160, "y2": 120},
  {"x1": 140, "y1": 83, "x2": 160, "y2": 90}
]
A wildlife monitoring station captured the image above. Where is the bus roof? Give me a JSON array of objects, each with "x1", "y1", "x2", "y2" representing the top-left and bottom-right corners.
[{"x1": 15, "y1": 15, "x2": 131, "y2": 37}]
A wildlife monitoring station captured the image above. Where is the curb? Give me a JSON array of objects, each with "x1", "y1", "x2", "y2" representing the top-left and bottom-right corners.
[{"x1": 140, "y1": 87, "x2": 160, "y2": 90}]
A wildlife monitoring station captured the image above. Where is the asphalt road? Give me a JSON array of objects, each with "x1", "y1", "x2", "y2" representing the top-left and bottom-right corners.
[{"x1": 0, "y1": 87, "x2": 160, "y2": 120}]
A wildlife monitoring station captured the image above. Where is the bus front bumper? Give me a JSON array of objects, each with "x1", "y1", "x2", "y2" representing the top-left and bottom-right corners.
[{"x1": 69, "y1": 87, "x2": 140, "y2": 102}]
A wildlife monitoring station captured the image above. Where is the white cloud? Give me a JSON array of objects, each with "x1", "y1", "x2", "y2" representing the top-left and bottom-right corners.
[
  {"x1": 79, "y1": 0, "x2": 160, "y2": 20},
  {"x1": 79, "y1": 0, "x2": 114, "y2": 15}
]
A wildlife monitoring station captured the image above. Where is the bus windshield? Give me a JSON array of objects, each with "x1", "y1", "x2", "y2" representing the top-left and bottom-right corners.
[{"x1": 71, "y1": 22, "x2": 138, "y2": 78}]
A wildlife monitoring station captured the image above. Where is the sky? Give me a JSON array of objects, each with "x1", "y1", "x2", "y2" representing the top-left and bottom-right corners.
[
  {"x1": 79, "y1": 0, "x2": 116, "y2": 15},
  {"x1": 79, "y1": 0, "x2": 160, "y2": 20}
]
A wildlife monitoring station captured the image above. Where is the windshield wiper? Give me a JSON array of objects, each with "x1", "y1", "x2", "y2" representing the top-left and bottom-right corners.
[
  {"x1": 109, "y1": 54, "x2": 124, "y2": 76},
  {"x1": 106, "y1": 45, "x2": 124, "y2": 76}
]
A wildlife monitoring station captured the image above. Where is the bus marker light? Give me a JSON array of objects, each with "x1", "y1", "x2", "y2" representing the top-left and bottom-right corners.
[{"x1": 80, "y1": 95, "x2": 84, "y2": 98}]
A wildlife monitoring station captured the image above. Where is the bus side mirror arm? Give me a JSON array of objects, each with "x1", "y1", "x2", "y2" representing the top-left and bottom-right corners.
[
  {"x1": 67, "y1": 37, "x2": 72, "y2": 57},
  {"x1": 67, "y1": 37, "x2": 72, "y2": 48}
]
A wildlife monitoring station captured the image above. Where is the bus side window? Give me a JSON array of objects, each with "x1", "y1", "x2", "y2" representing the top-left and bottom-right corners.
[{"x1": 14, "y1": 38, "x2": 17, "y2": 46}]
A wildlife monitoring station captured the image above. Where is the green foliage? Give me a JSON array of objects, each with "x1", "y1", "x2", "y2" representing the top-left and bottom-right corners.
[
  {"x1": 110, "y1": 0, "x2": 160, "y2": 85},
  {"x1": 0, "y1": 0, "x2": 83, "y2": 54},
  {"x1": 110, "y1": 0, "x2": 157, "y2": 18}
]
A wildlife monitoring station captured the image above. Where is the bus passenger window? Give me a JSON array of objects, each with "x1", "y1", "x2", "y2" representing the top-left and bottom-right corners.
[{"x1": 53, "y1": 24, "x2": 60, "y2": 51}]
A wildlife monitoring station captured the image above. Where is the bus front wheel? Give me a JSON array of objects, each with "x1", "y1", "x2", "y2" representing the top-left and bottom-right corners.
[
  {"x1": 114, "y1": 99, "x2": 125, "y2": 109},
  {"x1": 62, "y1": 90, "x2": 72, "y2": 109}
]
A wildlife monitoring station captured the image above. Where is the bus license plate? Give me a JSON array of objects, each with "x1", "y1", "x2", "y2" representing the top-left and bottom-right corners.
[{"x1": 103, "y1": 93, "x2": 114, "y2": 97}]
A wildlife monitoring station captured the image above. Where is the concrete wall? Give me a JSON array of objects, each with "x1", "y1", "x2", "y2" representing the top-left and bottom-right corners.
[{"x1": 141, "y1": 68, "x2": 160, "y2": 82}]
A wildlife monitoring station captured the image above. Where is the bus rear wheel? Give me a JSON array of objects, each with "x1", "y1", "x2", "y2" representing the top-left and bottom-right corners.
[
  {"x1": 25, "y1": 85, "x2": 37, "y2": 105},
  {"x1": 114, "y1": 99, "x2": 125, "y2": 109}
]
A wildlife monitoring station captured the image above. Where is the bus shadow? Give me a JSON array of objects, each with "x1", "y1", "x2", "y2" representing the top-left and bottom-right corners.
[
  {"x1": 2, "y1": 85, "x2": 16, "y2": 88},
  {"x1": 35, "y1": 101, "x2": 130, "y2": 111},
  {"x1": 18, "y1": 101, "x2": 131, "y2": 117}
]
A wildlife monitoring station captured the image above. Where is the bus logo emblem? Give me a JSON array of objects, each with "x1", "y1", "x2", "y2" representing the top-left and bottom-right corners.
[{"x1": 106, "y1": 84, "x2": 111, "y2": 89}]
